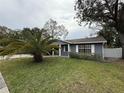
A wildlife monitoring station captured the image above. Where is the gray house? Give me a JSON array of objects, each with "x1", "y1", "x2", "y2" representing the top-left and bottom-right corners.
[{"x1": 56, "y1": 36, "x2": 107, "y2": 58}]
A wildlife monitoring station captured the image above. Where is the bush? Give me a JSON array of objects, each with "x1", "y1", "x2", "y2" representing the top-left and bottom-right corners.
[{"x1": 69, "y1": 52, "x2": 102, "y2": 61}]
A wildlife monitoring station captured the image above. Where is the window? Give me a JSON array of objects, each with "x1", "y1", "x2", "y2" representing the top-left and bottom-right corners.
[
  {"x1": 63, "y1": 45, "x2": 68, "y2": 52},
  {"x1": 78, "y1": 44, "x2": 91, "y2": 54}
]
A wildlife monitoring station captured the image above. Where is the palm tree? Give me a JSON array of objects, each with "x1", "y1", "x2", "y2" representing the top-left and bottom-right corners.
[{"x1": 0, "y1": 28, "x2": 57, "y2": 62}]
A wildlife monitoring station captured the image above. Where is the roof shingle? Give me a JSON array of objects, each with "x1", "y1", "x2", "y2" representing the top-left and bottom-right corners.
[{"x1": 66, "y1": 36, "x2": 107, "y2": 44}]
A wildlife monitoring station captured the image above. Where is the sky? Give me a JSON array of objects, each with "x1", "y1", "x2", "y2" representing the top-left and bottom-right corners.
[{"x1": 0, "y1": 0, "x2": 98, "y2": 39}]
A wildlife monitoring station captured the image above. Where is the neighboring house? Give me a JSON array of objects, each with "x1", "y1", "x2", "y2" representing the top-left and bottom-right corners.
[{"x1": 56, "y1": 36, "x2": 107, "y2": 58}]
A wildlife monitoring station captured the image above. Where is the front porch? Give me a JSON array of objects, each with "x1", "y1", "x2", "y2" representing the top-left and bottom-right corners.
[
  {"x1": 50, "y1": 40, "x2": 71, "y2": 57},
  {"x1": 59, "y1": 44, "x2": 71, "y2": 56},
  {"x1": 52, "y1": 39, "x2": 105, "y2": 59}
]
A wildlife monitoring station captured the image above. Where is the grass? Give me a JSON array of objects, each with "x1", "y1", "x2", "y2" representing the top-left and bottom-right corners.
[{"x1": 0, "y1": 57, "x2": 124, "y2": 93}]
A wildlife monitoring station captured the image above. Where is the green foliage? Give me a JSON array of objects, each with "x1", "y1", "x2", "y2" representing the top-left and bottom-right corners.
[
  {"x1": 0, "y1": 28, "x2": 57, "y2": 62},
  {"x1": 0, "y1": 58, "x2": 124, "y2": 93},
  {"x1": 98, "y1": 25, "x2": 121, "y2": 48},
  {"x1": 69, "y1": 52, "x2": 102, "y2": 61},
  {"x1": 75, "y1": 0, "x2": 124, "y2": 58},
  {"x1": 74, "y1": 0, "x2": 124, "y2": 29}
]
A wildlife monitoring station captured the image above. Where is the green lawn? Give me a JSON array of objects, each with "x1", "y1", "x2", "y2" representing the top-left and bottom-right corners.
[{"x1": 0, "y1": 57, "x2": 124, "y2": 93}]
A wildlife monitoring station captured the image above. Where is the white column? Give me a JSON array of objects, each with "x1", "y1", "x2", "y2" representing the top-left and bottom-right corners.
[
  {"x1": 52, "y1": 48, "x2": 55, "y2": 56},
  {"x1": 76, "y1": 45, "x2": 79, "y2": 53},
  {"x1": 59, "y1": 44, "x2": 61, "y2": 56},
  {"x1": 68, "y1": 44, "x2": 70, "y2": 52},
  {"x1": 68, "y1": 44, "x2": 70, "y2": 57},
  {"x1": 91, "y1": 44, "x2": 95, "y2": 55}
]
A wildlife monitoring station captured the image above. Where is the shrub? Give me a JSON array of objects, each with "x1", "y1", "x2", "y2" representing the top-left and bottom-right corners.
[{"x1": 69, "y1": 52, "x2": 102, "y2": 61}]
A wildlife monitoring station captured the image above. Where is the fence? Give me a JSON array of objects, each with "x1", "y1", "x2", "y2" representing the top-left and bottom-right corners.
[{"x1": 104, "y1": 48, "x2": 122, "y2": 58}]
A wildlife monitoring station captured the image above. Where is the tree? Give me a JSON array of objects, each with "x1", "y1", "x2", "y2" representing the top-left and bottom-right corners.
[
  {"x1": 0, "y1": 26, "x2": 22, "y2": 41},
  {"x1": 44, "y1": 19, "x2": 68, "y2": 39},
  {"x1": 0, "y1": 28, "x2": 57, "y2": 62},
  {"x1": 0, "y1": 26, "x2": 12, "y2": 39},
  {"x1": 75, "y1": 0, "x2": 124, "y2": 58},
  {"x1": 98, "y1": 25, "x2": 121, "y2": 48}
]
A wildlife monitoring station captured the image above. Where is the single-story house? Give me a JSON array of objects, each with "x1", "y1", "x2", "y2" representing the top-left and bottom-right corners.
[{"x1": 55, "y1": 36, "x2": 107, "y2": 58}]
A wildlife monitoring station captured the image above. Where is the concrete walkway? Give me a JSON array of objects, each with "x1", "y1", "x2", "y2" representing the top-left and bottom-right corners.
[
  {"x1": 0, "y1": 54, "x2": 68, "y2": 61},
  {"x1": 0, "y1": 54, "x2": 33, "y2": 61},
  {"x1": 0, "y1": 73, "x2": 9, "y2": 93}
]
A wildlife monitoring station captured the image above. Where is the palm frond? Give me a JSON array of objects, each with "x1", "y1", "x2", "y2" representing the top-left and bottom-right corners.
[{"x1": 0, "y1": 28, "x2": 57, "y2": 59}]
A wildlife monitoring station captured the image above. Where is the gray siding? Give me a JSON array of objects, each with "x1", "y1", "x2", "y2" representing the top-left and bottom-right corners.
[
  {"x1": 95, "y1": 44, "x2": 103, "y2": 57},
  {"x1": 61, "y1": 43, "x2": 103, "y2": 57},
  {"x1": 61, "y1": 45, "x2": 76, "y2": 56},
  {"x1": 61, "y1": 45, "x2": 68, "y2": 56},
  {"x1": 70, "y1": 45, "x2": 76, "y2": 53}
]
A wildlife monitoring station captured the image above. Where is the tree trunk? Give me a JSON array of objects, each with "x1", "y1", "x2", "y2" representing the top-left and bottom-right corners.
[
  {"x1": 118, "y1": 5, "x2": 124, "y2": 59},
  {"x1": 33, "y1": 53, "x2": 43, "y2": 62},
  {"x1": 119, "y1": 33, "x2": 124, "y2": 59}
]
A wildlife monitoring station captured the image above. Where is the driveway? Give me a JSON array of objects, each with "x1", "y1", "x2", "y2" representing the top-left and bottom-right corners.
[{"x1": 0, "y1": 73, "x2": 9, "y2": 93}]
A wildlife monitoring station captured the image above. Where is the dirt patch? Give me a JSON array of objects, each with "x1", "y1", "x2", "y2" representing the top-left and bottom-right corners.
[
  {"x1": 112, "y1": 59, "x2": 124, "y2": 64},
  {"x1": 104, "y1": 58, "x2": 124, "y2": 63},
  {"x1": 59, "y1": 81, "x2": 96, "y2": 93}
]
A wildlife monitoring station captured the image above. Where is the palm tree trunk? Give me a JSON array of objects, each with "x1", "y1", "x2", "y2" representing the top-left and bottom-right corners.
[{"x1": 33, "y1": 53, "x2": 43, "y2": 62}]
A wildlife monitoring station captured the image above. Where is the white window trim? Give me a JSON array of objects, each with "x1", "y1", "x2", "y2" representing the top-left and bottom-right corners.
[
  {"x1": 59, "y1": 44, "x2": 61, "y2": 56},
  {"x1": 68, "y1": 44, "x2": 70, "y2": 52},
  {"x1": 68, "y1": 44, "x2": 70, "y2": 57},
  {"x1": 78, "y1": 44, "x2": 91, "y2": 54},
  {"x1": 102, "y1": 43, "x2": 104, "y2": 59},
  {"x1": 91, "y1": 44, "x2": 95, "y2": 55},
  {"x1": 76, "y1": 45, "x2": 79, "y2": 53},
  {"x1": 63, "y1": 46, "x2": 66, "y2": 52}
]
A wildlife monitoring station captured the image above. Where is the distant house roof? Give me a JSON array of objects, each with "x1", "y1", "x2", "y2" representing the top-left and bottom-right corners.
[{"x1": 65, "y1": 36, "x2": 107, "y2": 44}]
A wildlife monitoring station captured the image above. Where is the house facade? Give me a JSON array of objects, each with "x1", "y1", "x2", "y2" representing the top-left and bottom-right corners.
[{"x1": 56, "y1": 36, "x2": 107, "y2": 58}]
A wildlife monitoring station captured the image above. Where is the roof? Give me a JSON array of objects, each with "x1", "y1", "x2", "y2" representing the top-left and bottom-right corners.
[{"x1": 65, "y1": 36, "x2": 107, "y2": 44}]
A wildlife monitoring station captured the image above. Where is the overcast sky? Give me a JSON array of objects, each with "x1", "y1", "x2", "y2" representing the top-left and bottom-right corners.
[{"x1": 0, "y1": 0, "x2": 98, "y2": 39}]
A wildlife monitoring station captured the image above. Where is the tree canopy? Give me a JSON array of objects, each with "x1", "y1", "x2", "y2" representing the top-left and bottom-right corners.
[
  {"x1": 75, "y1": 0, "x2": 124, "y2": 58},
  {"x1": 75, "y1": 0, "x2": 124, "y2": 30},
  {"x1": 98, "y1": 25, "x2": 121, "y2": 48},
  {"x1": 44, "y1": 19, "x2": 68, "y2": 39}
]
